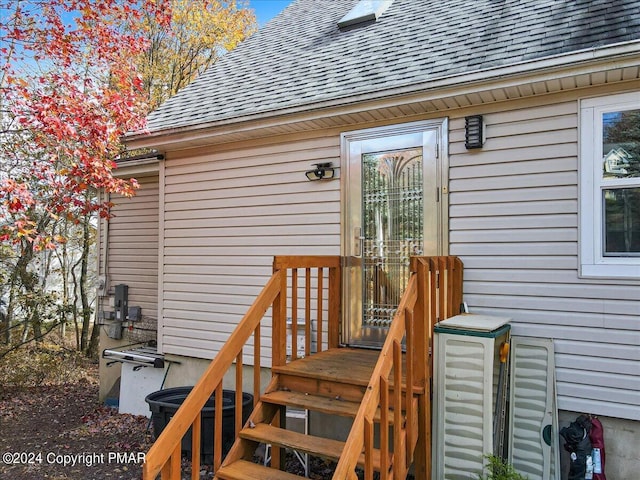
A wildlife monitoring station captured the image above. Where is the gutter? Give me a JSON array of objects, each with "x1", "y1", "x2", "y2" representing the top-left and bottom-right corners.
[
  {"x1": 113, "y1": 154, "x2": 162, "y2": 178},
  {"x1": 125, "y1": 40, "x2": 640, "y2": 148}
]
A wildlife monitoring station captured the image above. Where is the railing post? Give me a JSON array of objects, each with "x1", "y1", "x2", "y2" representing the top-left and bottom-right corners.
[
  {"x1": 411, "y1": 257, "x2": 431, "y2": 480},
  {"x1": 328, "y1": 262, "x2": 341, "y2": 349},
  {"x1": 272, "y1": 264, "x2": 287, "y2": 368},
  {"x1": 271, "y1": 261, "x2": 288, "y2": 471}
]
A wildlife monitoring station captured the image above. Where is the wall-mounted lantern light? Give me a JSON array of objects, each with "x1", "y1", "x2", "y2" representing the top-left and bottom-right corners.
[
  {"x1": 305, "y1": 162, "x2": 336, "y2": 181},
  {"x1": 465, "y1": 115, "x2": 484, "y2": 149}
]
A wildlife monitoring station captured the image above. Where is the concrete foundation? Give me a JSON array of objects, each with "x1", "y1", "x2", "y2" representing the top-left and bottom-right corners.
[
  {"x1": 559, "y1": 410, "x2": 639, "y2": 480},
  {"x1": 98, "y1": 331, "x2": 127, "y2": 402}
]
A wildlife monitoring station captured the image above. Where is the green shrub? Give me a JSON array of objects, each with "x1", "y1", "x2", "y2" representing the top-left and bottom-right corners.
[{"x1": 478, "y1": 455, "x2": 529, "y2": 480}]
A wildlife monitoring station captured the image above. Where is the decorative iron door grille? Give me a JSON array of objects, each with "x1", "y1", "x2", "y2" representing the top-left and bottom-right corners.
[{"x1": 361, "y1": 149, "x2": 424, "y2": 328}]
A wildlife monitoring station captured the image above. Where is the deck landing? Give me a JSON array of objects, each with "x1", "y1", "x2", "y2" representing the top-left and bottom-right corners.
[{"x1": 272, "y1": 347, "x2": 424, "y2": 394}]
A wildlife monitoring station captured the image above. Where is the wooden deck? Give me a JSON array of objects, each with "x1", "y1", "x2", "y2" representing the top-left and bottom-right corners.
[
  {"x1": 273, "y1": 347, "x2": 425, "y2": 394},
  {"x1": 142, "y1": 256, "x2": 464, "y2": 480}
]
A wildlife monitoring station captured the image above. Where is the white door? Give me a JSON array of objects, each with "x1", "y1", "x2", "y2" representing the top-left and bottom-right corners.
[
  {"x1": 508, "y1": 336, "x2": 560, "y2": 480},
  {"x1": 341, "y1": 120, "x2": 448, "y2": 347}
]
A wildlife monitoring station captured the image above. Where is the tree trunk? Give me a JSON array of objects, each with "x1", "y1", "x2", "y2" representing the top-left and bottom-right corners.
[
  {"x1": 0, "y1": 315, "x2": 7, "y2": 345},
  {"x1": 70, "y1": 261, "x2": 81, "y2": 350},
  {"x1": 79, "y1": 216, "x2": 94, "y2": 357},
  {"x1": 14, "y1": 241, "x2": 37, "y2": 342},
  {"x1": 87, "y1": 315, "x2": 100, "y2": 359},
  {"x1": 57, "y1": 221, "x2": 70, "y2": 340}
]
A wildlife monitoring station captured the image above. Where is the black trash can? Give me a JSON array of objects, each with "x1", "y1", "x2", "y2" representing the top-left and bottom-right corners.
[{"x1": 145, "y1": 387, "x2": 253, "y2": 463}]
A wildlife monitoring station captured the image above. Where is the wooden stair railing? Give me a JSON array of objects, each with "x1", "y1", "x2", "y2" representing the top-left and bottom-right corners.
[
  {"x1": 332, "y1": 256, "x2": 463, "y2": 480},
  {"x1": 142, "y1": 255, "x2": 341, "y2": 480},
  {"x1": 142, "y1": 255, "x2": 463, "y2": 480}
]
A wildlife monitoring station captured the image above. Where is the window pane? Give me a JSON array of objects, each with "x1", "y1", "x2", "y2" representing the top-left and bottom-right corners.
[
  {"x1": 603, "y1": 188, "x2": 640, "y2": 255},
  {"x1": 602, "y1": 109, "x2": 640, "y2": 179}
]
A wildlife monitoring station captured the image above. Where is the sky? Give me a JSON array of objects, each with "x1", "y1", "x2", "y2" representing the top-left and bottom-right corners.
[{"x1": 248, "y1": 0, "x2": 295, "y2": 26}]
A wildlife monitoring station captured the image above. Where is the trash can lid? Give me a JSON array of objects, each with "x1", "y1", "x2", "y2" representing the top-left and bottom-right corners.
[
  {"x1": 145, "y1": 387, "x2": 252, "y2": 411},
  {"x1": 435, "y1": 314, "x2": 511, "y2": 337}
]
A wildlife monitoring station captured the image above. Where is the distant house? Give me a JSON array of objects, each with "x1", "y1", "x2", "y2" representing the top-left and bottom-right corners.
[
  {"x1": 98, "y1": 0, "x2": 640, "y2": 477},
  {"x1": 604, "y1": 147, "x2": 635, "y2": 176}
]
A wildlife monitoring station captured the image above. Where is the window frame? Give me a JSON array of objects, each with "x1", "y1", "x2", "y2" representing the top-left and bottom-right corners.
[{"x1": 580, "y1": 91, "x2": 640, "y2": 279}]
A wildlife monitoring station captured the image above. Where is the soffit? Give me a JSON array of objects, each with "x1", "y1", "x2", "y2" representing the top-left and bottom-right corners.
[{"x1": 125, "y1": 54, "x2": 640, "y2": 152}]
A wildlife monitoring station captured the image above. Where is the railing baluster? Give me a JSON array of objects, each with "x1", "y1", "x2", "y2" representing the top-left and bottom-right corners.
[
  {"x1": 393, "y1": 340, "x2": 403, "y2": 480},
  {"x1": 162, "y1": 443, "x2": 180, "y2": 480},
  {"x1": 405, "y1": 306, "x2": 415, "y2": 466},
  {"x1": 191, "y1": 411, "x2": 201, "y2": 480},
  {"x1": 253, "y1": 325, "x2": 260, "y2": 406},
  {"x1": 305, "y1": 268, "x2": 311, "y2": 355},
  {"x1": 430, "y1": 258, "x2": 438, "y2": 325},
  {"x1": 291, "y1": 268, "x2": 298, "y2": 360},
  {"x1": 380, "y1": 376, "x2": 389, "y2": 480},
  {"x1": 236, "y1": 350, "x2": 243, "y2": 436},
  {"x1": 171, "y1": 443, "x2": 181, "y2": 479},
  {"x1": 364, "y1": 418, "x2": 374, "y2": 480},
  {"x1": 444, "y1": 257, "x2": 453, "y2": 319},
  {"x1": 317, "y1": 267, "x2": 323, "y2": 353},
  {"x1": 328, "y1": 259, "x2": 340, "y2": 348},
  {"x1": 213, "y1": 383, "x2": 223, "y2": 472}
]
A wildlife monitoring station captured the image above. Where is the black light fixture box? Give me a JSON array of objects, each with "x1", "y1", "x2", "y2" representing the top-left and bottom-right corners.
[{"x1": 465, "y1": 115, "x2": 484, "y2": 149}]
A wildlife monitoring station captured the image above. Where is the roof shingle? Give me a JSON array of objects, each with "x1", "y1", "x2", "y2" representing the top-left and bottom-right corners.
[{"x1": 147, "y1": 0, "x2": 640, "y2": 132}]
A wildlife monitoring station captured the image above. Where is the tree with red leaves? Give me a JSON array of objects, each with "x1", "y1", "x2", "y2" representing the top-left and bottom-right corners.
[
  {"x1": 1, "y1": 0, "x2": 256, "y2": 355},
  {"x1": 0, "y1": 0, "x2": 171, "y2": 352},
  {"x1": 1, "y1": 0, "x2": 171, "y2": 249}
]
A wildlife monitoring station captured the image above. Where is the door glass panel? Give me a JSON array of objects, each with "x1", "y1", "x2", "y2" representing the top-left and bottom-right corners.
[{"x1": 361, "y1": 148, "x2": 423, "y2": 329}]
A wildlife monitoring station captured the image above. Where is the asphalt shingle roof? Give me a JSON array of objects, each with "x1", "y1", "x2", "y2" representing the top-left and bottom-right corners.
[{"x1": 147, "y1": 0, "x2": 640, "y2": 132}]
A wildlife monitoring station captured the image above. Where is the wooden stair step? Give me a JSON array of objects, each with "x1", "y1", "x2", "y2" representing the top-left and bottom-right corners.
[
  {"x1": 216, "y1": 459, "x2": 304, "y2": 480},
  {"x1": 272, "y1": 348, "x2": 380, "y2": 387},
  {"x1": 261, "y1": 390, "x2": 397, "y2": 424},
  {"x1": 273, "y1": 348, "x2": 425, "y2": 396},
  {"x1": 239, "y1": 423, "x2": 384, "y2": 470}
]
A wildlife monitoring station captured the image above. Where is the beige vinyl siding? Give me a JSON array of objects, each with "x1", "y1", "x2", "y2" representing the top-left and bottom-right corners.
[
  {"x1": 449, "y1": 99, "x2": 640, "y2": 420},
  {"x1": 106, "y1": 175, "x2": 159, "y2": 319},
  {"x1": 160, "y1": 134, "x2": 341, "y2": 360}
]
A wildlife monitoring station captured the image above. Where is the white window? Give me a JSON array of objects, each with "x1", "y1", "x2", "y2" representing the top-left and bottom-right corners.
[{"x1": 580, "y1": 92, "x2": 640, "y2": 278}]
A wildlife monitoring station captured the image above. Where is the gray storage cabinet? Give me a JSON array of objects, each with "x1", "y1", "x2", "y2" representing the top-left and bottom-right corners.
[{"x1": 433, "y1": 314, "x2": 511, "y2": 479}]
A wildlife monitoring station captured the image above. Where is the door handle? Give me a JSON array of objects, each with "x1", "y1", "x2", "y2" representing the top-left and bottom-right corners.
[
  {"x1": 542, "y1": 424, "x2": 552, "y2": 446},
  {"x1": 354, "y1": 227, "x2": 364, "y2": 257}
]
